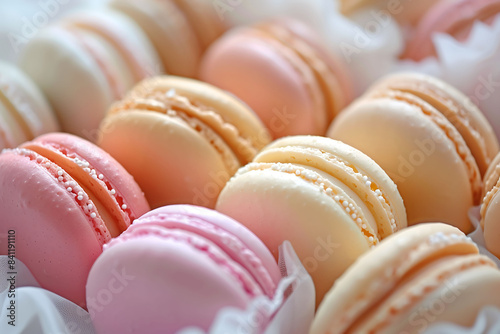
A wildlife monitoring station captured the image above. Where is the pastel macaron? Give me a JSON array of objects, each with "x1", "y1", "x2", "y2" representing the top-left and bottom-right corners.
[
  {"x1": 310, "y1": 223, "x2": 500, "y2": 334},
  {"x1": 199, "y1": 18, "x2": 353, "y2": 138},
  {"x1": 328, "y1": 72, "x2": 499, "y2": 232},
  {"x1": 19, "y1": 9, "x2": 163, "y2": 141},
  {"x1": 98, "y1": 75, "x2": 271, "y2": 209},
  {"x1": 0, "y1": 61, "x2": 59, "y2": 149},
  {"x1": 110, "y1": 0, "x2": 226, "y2": 77},
  {"x1": 481, "y1": 151, "x2": 500, "y2": 258},
  {"x1": 216, "y1": 135, "x2": 407, "y2": 306},
  {"x1": 0, "y1": 132, "x2": 149, "y2": 307},
  {"x1": 403, "y1": 0, "x2": 500, "y2": 60},
  {"x1": 86, "y1": 204, "x2": 281, "y2": 334},
  {"x1": 338, "y1": 0, "x2": 439, "y2": 26}
]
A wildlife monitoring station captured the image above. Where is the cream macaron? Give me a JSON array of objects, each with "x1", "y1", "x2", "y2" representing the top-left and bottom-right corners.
[
  {"x1": 216, "y1": 135, "x2": 406, "y2": 307},
  {"x1": 310, "y1": 223, "x2": 500, "y2": 334},
  {"x1": 480, "y1": 151, "x2": 500, "y2": 259},
  {"x1": 109, "y1": 0, "x2": 226, "y2": 77},
  {"x1": 19, "y1": 9, "x2": 163, "y2": 141},
  {"x1": 328, "y1": 72, "x2": 499, "y2": 233},
  {"x1": 98, "y1": 75, "x2": 271, "y2": 209},
  {"x1": 0, "y1": 61, "x2": 59, "y2": 149},
  {"x1": 199, "y1": 18, "x2": 353, "y2": 138}
]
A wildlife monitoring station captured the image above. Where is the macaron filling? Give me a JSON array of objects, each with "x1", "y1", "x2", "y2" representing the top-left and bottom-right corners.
[
  {"x1": 105, "y1": 225, "x2": 265, "y2": 298},
  {"x1": 236, "y1": 162, "x2": 379, "y2": 247},
  {"x1": 125, "y1": 212, "x2": 278, "y2": 297},
  {"x1": 20, "y1": 142, "x2": 133, "y2": 236},
  {"x1": 4, "y1": 147, "x2": 112, "y2": 244}
]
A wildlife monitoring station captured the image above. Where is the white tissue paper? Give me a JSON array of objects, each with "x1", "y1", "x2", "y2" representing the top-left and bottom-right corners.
[{"x1": 0, "y1": 241, "x2": 315, "y2": 334}]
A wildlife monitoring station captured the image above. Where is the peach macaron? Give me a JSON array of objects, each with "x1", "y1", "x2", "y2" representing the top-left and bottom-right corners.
[
  {"x1": 328, "y1": 72, "x2": 499, "y2": 232},
  {"x1": 98, "y1": 76, "x2": 271, "y2": 209},
  {"x1": 199, "y1": 18, "x2": 353, "y2": 138}
]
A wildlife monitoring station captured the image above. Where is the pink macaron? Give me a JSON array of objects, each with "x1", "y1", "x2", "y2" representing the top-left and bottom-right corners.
[
  {"x1": 403, "y1": 0, "x2": 500, "y2": 60},
  {"x1": 199, "y1": 18, "x2": 353, "y2": 139},
  {"x1": 0, "y1": 132, "x2": 149, "y2": 307},
  {"x1": 86, "y1": 204, "x2": 282, "y2": 333}
]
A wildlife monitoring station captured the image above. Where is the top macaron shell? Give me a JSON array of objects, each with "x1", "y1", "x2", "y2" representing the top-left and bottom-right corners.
[
  {"x1": 19, "y1": 9, "x2": 162, "y2": 140},
  {"x1": 199, "y1": 19, "x2": 352, "y2": 138},
  {"x1": 0, "y1": 61, "x2": 59, "y2": 149},
  {"x1": 86, "y1": 205, "x2": 280, "y2": 333}
]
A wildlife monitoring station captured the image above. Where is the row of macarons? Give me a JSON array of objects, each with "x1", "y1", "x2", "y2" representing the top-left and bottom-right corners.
[
  {"x1": 3, "y1": 0, "x2": 500, "y2": 150},
  {"x1": 2, "y1": 130, "x2": 500, "y2": 333}
]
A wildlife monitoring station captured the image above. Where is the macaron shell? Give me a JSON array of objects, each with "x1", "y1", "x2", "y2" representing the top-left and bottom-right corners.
[
  {"x1": 328, "y1": 98, "x2": 474, "y2": 232},
  {"x1": 127, "y1": 76, "x2": 271, "y2": 155},
  {"x1": 0, "y1": 150, "x2": 105, "y2": 307},
  {"x1": 482, "y1": 188, "x2": 500, "y2": 258},
  {"x1": 60, "y1": 9, "x2": 163, "y2": 80},
  {"x1": 257, "y1": 135, "x2": 407, "y2": 237},
  {"x1": 216, "y1": 168, "x2": 371, "y2": 307},
  {"x1": 110, "y1": 0, "x2": 201, "y2": 77},
  {"x1": 19, "y1": 26, "x2": 115, "y2": 140},
  {"x1": 368, "y1": 72, "x2": 500, "y2": 176},
  {"x1": 87, "y1": 233, "x2": 254, "y2": 333},
  {"x1": 137, "y1": 205, "x2": 281, "y2": 290},
  {"x1": 200, "y1": 27, "x2": 327, "y2": 138},
  {"x1": 0, "y1": 62, "x2": 59, "y2": 146},
  {"x1": 310, "y1": 223, "x2": 477, "y2": 334},
  {"x1": 98, "y1": 110, "x2": 231, "y2": 208},
  {"x1": 171, "y1": 0, "x2": 226, "y2": 49}
]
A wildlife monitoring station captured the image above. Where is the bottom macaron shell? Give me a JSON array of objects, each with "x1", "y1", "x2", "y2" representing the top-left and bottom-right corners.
[
  {"x1": 86, "y1": 236, "x2": 252, "y2": 334},
  {"x1": 216, "y1": 169, "x2": 371, "y2": 307},
  {"x1": 0, "y1": 153, "x2": 103, "y2": 307},
  {"x1": 98, "y1": 110, "x2": 231, "y2": 209}
]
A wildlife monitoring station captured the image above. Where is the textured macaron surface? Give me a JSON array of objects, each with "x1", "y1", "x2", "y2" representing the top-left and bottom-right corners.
[
  {"x1": 87, "y1": 205, "x2": 279, "y2": 333},
  {"x1": 99, "y1": 76, "x2": 270, "y2": 209}
]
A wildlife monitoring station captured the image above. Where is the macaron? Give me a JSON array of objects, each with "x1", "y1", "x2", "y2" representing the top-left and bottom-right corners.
[
  {"x1": 199, "y1": 18, "x2": 353, "y2": 139},
  {"x1": 328, "y1": 72, "x2": 499, "y2": 232},
  {"x1": 0, "y1": 132, "x2": 150, "y2": 307},
  {"x1": 86, "y1": 204, "x2": 281, "y2": 334},
  {"x1": 19, "y1": 9, "x2": 163, "y2": 141},
  {"x1": 403, "y1": 0, "x2": 500, "y2": 60},
  {"x1": 338, "y1": 0, "x2": 439, "y2": 26},
  {"x1": 110, "y1": 0, "x2": 226, "y2": 77},
  {"x1": 216, "y1": 135, "x2": 407, "y2": 307},
  {"x1": 310, "y1": 223, "x2": 500, "y2": 334},
  {"x1": 98, "y1": 75, "x2": 271, "y2": 209},
  {"x1": 481, "y1": 151, "x2": 500, "y2": 259},
  {"x1": 0, "y1": 61, "x2": 59, "y2": 150}
]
